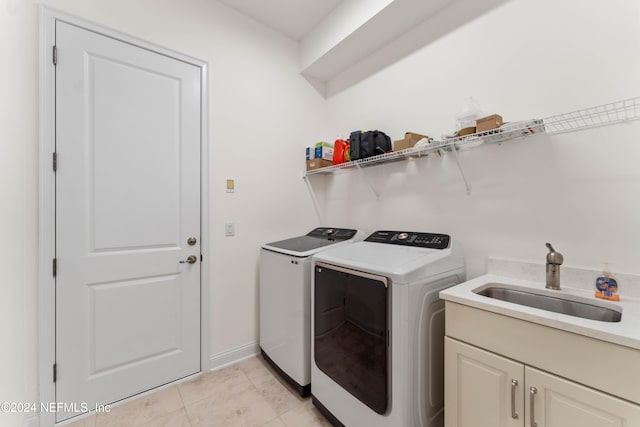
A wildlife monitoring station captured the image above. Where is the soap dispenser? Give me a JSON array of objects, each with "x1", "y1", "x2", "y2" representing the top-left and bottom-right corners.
[{"x1": 595, "y1": 263, "x2": 620, "y2": 301}]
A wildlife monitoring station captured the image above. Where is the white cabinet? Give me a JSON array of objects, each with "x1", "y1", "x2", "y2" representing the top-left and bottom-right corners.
[{"x1": 445, "y1": 337, "x2": 640, "y2": 427}]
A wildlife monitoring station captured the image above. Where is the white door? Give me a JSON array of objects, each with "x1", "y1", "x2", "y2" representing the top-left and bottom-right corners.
[
  {"x1": 445, "y1": 337, "x2": 524, "y2": 427},
  {"x1": 55, "y1": 21, "x2": 201, "y2": 422}
]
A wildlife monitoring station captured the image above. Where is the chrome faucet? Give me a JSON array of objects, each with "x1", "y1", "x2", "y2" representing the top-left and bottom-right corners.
[{"x1": 545, "y1": 243, "x2": 563, "y2": 290}]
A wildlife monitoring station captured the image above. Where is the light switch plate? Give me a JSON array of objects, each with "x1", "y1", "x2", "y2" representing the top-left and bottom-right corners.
[{"x1": 225, "y1": 222, "x2": 235, "y2": 236}]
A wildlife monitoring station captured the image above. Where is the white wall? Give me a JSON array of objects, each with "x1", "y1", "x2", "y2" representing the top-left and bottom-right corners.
[
  {"x1": 2, "y1": 0, "x2": 640, "y2": 424},
  {"x1": 0, "y1": 2, "x2": 38, "y2": 426},
  {"x1": 1, "y1": 0, "x2": 328, "y2": 422},
  {"x1": 321, "y1": 0, "x2": 640, "y2": 280}
]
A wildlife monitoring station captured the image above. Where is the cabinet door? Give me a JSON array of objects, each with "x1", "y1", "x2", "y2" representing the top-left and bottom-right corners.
[
  {"x1": 445, "y1": 337, "x2": 524, "y2": 427},
  {"x1": 526, "y1": 367, "x2": 640, "y2": 427}
]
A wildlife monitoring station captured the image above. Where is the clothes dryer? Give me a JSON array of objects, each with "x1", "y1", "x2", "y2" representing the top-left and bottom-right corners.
[
  {"x1": 311, "y1": 230, "x2": 465, "y2": 427},
  {"x1": 260, "y1": 227, "x2": 365, "y2": 396}
]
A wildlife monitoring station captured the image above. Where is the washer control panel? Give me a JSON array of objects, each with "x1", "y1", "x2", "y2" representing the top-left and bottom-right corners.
[
  {"x1": 307, "y1": 227, "x2": 359, "y2": 241},
  {"x1": 365, "y1": 230, "x2": 450, "y2": 249}
]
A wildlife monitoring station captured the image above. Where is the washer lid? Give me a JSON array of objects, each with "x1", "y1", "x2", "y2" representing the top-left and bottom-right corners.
[
  {"x1": 312, "y1": 231, "x2": 464, "y2": 282},
  {"x1": 314, "y1": 241, "x2": 439, "y2": 269},
  {"x1": 262, "y1": 227, "x2": 364, "y2": 256}
]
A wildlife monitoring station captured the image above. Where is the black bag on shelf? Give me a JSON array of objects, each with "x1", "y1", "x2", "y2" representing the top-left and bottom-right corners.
[{"x1": 349, "y1": 130, "x2": 392, "y2": 161}]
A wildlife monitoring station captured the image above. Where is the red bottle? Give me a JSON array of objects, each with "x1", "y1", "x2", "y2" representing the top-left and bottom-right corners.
[{"x1": 332, "y1": 139, "x2": 349, "y2": 165}]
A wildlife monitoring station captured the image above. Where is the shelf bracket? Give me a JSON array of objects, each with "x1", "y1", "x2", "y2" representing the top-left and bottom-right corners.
[
  {"x1": 450, "y1": 143, "x2": 472, "y2": 195},
  {"x1": 303, "y1": 174, "x2": 325, "y2": 224},
  {"x1": 355, "y1": 163, "x2": 380, "y2": 200}
]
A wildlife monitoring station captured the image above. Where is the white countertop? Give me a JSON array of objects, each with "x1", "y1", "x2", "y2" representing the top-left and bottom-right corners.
[{"x1": 440, "y1": 274, "x2": 640, "y2": 350}]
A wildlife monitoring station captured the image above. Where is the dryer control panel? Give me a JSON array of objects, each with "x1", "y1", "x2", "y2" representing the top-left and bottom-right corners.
[
  {"x1": 307, "y1": 227, "x2": 359, "y2": 241},
  {"x1": 365, "y1": 230, "x2": 450, "y2": 249}
]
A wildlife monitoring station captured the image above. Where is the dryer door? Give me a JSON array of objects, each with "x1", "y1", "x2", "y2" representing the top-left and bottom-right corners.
[{"x1": 314, "y1": 262, "x2": 390, "y2": 415}]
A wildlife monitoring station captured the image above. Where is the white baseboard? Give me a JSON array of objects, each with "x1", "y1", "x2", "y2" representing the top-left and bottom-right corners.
[{"x1": 208, "y1": 341, "x2": 259, "y2": 371}]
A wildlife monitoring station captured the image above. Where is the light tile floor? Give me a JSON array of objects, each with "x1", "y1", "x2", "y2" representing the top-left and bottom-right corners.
[{"x1": 64, "y1": 355, "x2": 332, "y2": 427}]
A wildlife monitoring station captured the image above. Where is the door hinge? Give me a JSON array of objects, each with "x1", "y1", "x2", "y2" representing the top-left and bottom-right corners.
[
  {"x1": 53, "y1": 258, "x2": 57, "y2": 277},
  {"x1": 53, "y1": 363, "x2": 57, "y2": 382},
  {"x1": 200, "y1": 254, "x2": 203, "y2": 262},
  {"x1": 53, "y1": 152, "x2": 57, "y2": 171},
  {"x1": 53, "y1": 45, "x2": 57, "y2": 66}
]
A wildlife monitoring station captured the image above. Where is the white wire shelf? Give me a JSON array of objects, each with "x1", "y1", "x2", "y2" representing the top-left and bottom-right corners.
[{"x1": 304, "y1": 96, "x2": 640, "y2": 176}]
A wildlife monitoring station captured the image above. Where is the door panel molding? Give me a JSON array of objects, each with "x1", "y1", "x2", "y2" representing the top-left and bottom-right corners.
[{"x1": 38, "y1": 6, "x2": 209, "y2": 426}]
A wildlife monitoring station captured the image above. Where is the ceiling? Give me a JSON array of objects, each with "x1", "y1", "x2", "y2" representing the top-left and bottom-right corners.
[
  {"x1": 216, "y1": 0, "x2": 509, "y2": 97},
  {"x1": 217, "y1": 0, "x2": 344, "y2": 41}
]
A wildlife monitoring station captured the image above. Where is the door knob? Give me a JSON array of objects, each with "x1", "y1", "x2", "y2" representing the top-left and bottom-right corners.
[{"x1": 180, "y1": 255, "x2": 198, "y2": 264}]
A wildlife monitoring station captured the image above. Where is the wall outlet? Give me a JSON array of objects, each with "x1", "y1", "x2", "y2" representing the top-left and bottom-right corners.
[{"x1": 225, "y1": 222, "x2": 235, "y2": 237}]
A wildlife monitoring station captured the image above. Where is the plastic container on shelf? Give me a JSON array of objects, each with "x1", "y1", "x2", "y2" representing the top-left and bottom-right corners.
[{"x1": 455, "y1": 97, "x2": 483, "y2": 131}]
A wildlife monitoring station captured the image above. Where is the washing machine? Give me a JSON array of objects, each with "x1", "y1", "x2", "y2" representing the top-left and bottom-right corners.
[
  {"x1": 260, "y1": 227, "x2": 365, "y2": 396},
  {"x1": 311, "y1": 230, "x2": 465, "y2": 427}
]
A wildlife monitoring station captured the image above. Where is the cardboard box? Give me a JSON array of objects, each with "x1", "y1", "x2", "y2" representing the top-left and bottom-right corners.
[
  {"x1": 306, "y1": 159, "x2": 333, "y2": 171},
  {"x1": 393, "y1": 139, "x2": 414, "y2": 151},
  {"x1": 405, "y1": 132, "x2": 429, "y2": 142},
  {"x1": 393, "y1": 132, "x2": 429, "y2": 151},
  {"x1": 305, "y1": 147, "x2": 312, "y2": 160},
  {"x1": 458, "y1": 127, "x2": 476, "y2": 136},
  {"x1": 314, "y1": 141, "x2": 334, "y2": 161},
  {"x1": 476, "y1": 114, "x2": 503, "y2": 132}
]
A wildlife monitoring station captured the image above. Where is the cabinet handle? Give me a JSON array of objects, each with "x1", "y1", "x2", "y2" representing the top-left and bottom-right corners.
[
  {"x1": 529, "y1": 386, "x2": 538, "y2": 427},
  {"x1": 510, "y1": 379, "x2": 519, "y2": 419}
]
